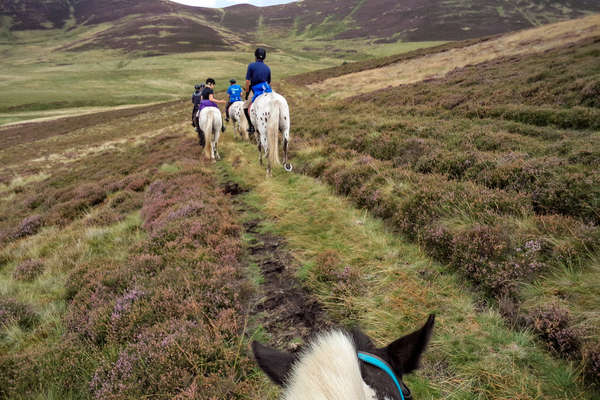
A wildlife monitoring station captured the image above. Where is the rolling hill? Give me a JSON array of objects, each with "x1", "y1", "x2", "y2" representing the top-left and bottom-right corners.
[
  {"x1": 1, "y1": 11, "x2": 600, "y2": 399},
  {"x1": 2, "y1": 0, "x2": 600, "y2": 54}
]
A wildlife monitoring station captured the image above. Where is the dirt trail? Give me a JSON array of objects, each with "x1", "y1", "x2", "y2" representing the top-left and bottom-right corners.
[
  {"x1": 310, "y1": 14, "x2": 600, "y2": 98},
  {"x1": 221, "y1": 180, "x2": 331, "y2": 351}
]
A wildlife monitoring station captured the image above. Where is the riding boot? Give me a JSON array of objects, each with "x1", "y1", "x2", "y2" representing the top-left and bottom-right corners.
[{"x1": 244, "y1": 108, "x2": 255, "y2": 134}]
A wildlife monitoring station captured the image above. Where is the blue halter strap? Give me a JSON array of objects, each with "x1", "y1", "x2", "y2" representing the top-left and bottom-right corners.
[{"x1": 357, "y1": 351, "x2": 405, "y2": 400}]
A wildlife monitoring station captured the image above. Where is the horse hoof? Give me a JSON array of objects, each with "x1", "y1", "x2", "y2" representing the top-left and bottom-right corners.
[{"x1": 284, "y1": 163, "x2": 293, "y2": 172}]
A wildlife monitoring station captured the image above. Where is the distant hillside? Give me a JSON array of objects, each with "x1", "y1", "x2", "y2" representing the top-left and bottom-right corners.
[{"x1": 2, "y1": 0, "x2": 600, "y2": 53}]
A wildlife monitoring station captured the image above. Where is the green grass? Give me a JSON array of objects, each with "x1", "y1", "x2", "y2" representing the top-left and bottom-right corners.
[
  {"x1": 217, "y1": 133, "x2": 595, "y2": 399},
  {"x1": 0, "y1": 22, "x2": 444, "y2": 125}
]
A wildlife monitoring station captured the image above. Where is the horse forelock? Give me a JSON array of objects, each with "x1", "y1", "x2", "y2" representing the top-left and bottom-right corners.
[{"x1": 283, "y1": 331, "x2": 377, "y2": 400}]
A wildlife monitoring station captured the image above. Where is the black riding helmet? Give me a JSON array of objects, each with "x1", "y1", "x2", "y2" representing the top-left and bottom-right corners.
[
  {"x1": 206, "y1": 78, "x2": 216, "y2": 85},
  {"x1": 194, "y1": 84, "x2": 201, "y2": 90},
  {"x1": 255, "y1": 47, "x2": 266, "y2": 60},
  {"x1": 230, "y1": 79, "x2": 236, "y2": 84}
]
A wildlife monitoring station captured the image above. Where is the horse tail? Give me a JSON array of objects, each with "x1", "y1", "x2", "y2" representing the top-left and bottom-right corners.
[
  {"x1": 267, "y1": 101, "x2": 280, "y2": 168},
  {"x1": 203, "y1": 110, "x2": 213, "y2": 159},
  {"x1": 240, "y1": 106, "x2": 249, "y2": 141}
]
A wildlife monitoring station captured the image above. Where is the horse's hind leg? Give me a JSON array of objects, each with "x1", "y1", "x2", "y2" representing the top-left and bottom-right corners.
[
  {"x1": 214, "y1": 139, "x2": 220, "y2": 160},
  {"x1": 258, "y1": 141, "x2": 263, "y2": 166}
]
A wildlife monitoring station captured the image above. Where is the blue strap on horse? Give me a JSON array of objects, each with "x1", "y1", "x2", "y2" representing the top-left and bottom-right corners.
[{"x1": 357, "y1": 352, "x2": 406, "y2": 400}]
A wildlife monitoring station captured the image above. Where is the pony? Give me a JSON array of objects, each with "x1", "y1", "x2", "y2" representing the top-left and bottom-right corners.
[
  {"x1": 197, "y1": 106, "x2": 222, "y2": 162},
  {"x1": 228, "y1": 101, "x2": 249, "y2": 141},
  {"x1": 248, "y1": 91, "x2": 292, "y2": 176},
  {"x1": 253, "y1": 314, "x2": 435, "y2": 400}
]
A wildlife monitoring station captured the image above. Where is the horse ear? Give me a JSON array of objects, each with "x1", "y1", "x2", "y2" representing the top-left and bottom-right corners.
[
  {"x1": 384, "y1": 314, "x2": 435, "y2": 375},
  {"x1": 252, "y1": 341, "x2": 296, "y2": 386}
]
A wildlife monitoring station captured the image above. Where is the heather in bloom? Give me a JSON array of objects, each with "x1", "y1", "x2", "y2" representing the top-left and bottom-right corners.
[
  {"x1": 13, "y1": 215, "x2": 43, "y2": 239},
  {"x1": 13, "y1": 259, "x2": 45, "y2": 281}
]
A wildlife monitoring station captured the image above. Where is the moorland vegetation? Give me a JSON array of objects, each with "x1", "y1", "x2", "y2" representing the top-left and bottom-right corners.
[{"x1": 1, "y1": 7, "x2": 600, "y2": 400}]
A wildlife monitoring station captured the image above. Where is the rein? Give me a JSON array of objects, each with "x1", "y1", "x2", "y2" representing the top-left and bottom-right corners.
[{"x1": 357, "y1": 352, "x2": 407, "y2": 400}]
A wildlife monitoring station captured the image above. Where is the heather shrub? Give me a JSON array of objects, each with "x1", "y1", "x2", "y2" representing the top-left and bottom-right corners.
[
  {"x1": 85, "y1": 209, "x2": 124, "y2": 227},
  {"x1": 108, "y1": 190, "x2": 143, "y2": 214},
  {"x1": 322, "y1": 157, "x2": 377, "y2": 196},
  {"x1": 472, "y1": 156, "x2": 560, "y2": 193},
  {"x1": 585, "y1": 346, "x2": 600, "y2": 385},
  {"x1": 532, "y1": 172, "x2": 600, "y2": 224},
  {"x1": 531, "y1": 215, "x2": 600, "y2": 265},
  {"x1": 0, "y1": 298, "x2": 39, "y2": 330},
  {"x1": 580, "y1": 80, "x2": 600, "y2": 108},
  {"x1": 350, "y1": 178, "x2": 397, "y2": 219},
  {"x1": 66, "y1": 284, "x2": 113, "y2": 344},
  {"x1": 449, "y1": 225, "x2": 545, "y2": 296},
  {"x1": 13, "y1": 259, "x2": 45, "y2": 281},
  {"x1": 568, "y1": 149, "x2": 600, "y2": 166},
  {"x1": 421, "y1": 224, "x2": 454, "y2": 263},
  {"x1": 0, "y1": 252, "x2": 11, "y2": 269},
  {"x1": 530, "y1": 304, "x2": 580, "y2": 357},
  {"x1": 415, "y1": 150, "x2": 481, "y2": 179},
  {"x1": 130, "y1": 253, "x2": 164, "y2": 276},
  {"x1": 395, "y1": 188, "x2": 445, "y2": 239},
  {"x1": 311, "y1": 250, "x2": 361, "y2": 297},
  {"x1": 91, "y1": 318, "x2": 252, "y2": 399},
  {"x1": 473, "y1": 105, "x2": 600, "y2": 130},
  {"x1": 13, "y1": 214, "x2": 43, "y2": 239},
  {"x1": 0, "y1": 341, "x2": 99, "y2": 398},
  {"x1": 391, "y1": 137, "x2": 436, "y2": 167},
  {"x1": 125, "y1": 175, "x2": 150, "y2": 192}
]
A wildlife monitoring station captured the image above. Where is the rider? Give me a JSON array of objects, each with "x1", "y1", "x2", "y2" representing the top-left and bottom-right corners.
[
  {"x1": 191, "y1": 83, "x2": 204, "y2": 127},
  {"x1": 197, "y1": 78, "x2": 226, "y2": 137},
  {"x1": 200, "y1": 78, "x2": 226, "y2": 110},
  {"x1": 244, "y1": 47, "x2": 272, "y2": 135},
  {"x1": 225, "y1": 79, "x2": 243, "y2": 122}
]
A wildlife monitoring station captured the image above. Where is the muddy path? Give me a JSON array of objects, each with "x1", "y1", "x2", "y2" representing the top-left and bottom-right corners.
[{"x1": 221, "y1": 180, "x2": 332, "y2": 351}]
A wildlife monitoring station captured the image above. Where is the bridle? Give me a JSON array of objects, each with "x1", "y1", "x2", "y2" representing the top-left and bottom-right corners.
[{"x1": 357, "y1": 352, "x2": 412, "y2": 400}]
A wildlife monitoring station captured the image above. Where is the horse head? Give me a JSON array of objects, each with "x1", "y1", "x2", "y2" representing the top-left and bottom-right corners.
[{"x1": 252, "y1": 314, "x2": 435, "y2": 399}]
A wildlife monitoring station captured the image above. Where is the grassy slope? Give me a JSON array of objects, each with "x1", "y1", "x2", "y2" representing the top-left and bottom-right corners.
[
  {"x1": 307, "y1": 14, "x2": 600, "y2": 98},
  {"x1": 0, "y1": 88, "x2": 597, "y2": 398},
  {"x1": 0, "y1": 103, "x2": 275, "y2": 399},
  {"x1": 216, "y1": 132, "x2": 592, "y2": 399},
  {"x1": 0, "y1": 19, "x2": 445, "y2": 126},
  {"x1": 281, "y1": 26, "x2": 600, "y2": 388},
  {"x1": 1, "y1": 11, "x2": 599, "y2": 400}
]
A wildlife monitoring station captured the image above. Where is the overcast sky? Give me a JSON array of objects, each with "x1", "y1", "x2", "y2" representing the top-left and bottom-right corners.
[{"x1": 169, "y1": 0, "x2": 298, "y2": 7}]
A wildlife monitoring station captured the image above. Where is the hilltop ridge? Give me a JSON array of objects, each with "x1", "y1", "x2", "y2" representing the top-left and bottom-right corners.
[{"x1": 2, "y1": 0, "x2": 600, "y2": 53}]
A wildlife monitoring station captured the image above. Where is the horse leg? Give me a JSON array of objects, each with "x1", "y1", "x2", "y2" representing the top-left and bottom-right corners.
[
  {"x1": 266, "y1": 148, "x2": 272, "y2": 177},
  {"x1": 258, "y1": 140, "x2": 263, "y2": 166},
  {"x1": 214, "y1": 137, "x2": 220, "y2": 160}
]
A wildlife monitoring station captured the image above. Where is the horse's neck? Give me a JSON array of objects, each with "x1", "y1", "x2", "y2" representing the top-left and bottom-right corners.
[{"x1": 283, "y1": 331, "x2": 375, "y2": 400}]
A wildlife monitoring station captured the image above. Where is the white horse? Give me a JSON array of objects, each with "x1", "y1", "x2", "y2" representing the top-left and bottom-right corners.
[
  {"x1": 197, "y1": 107, "x2": 222, "y2": 161},
  {"x1": 253, "y1": 315, "x2": 434, "y2": 400},
  {"x1": 248, "y1": 92, "x2": 292, "y2": 176},
  {"x1": 228, "y1": 101, "x2": 249, "y2": 141}
]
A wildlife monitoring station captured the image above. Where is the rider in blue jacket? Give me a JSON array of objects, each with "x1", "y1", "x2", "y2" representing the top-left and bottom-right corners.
[
  {"x1": 244, "y1": 48, "x2": 272, "y2": 134},
  {"x1": 225, "y1": 79, "x2": 243, "y2": 122}
]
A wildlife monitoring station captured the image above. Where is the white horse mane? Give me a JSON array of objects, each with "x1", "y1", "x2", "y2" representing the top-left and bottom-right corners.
[{"x1": 283, "y1": 331, "x2": 378, "y2": 400}]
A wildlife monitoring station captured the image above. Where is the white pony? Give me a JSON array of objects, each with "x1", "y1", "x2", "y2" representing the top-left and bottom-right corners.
[
  {"x1": 248, "y1": 91, "x2": 292, "y2": 176},
  {"x1": 253, "y1": 315, "x2": 435, "y2": 400},
  {"x1": 197, "y1": 107, "x2": 222, "y2": 161},
  {"x1": 228, "y1": 101, "x2": 249, "y2": 141}
]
